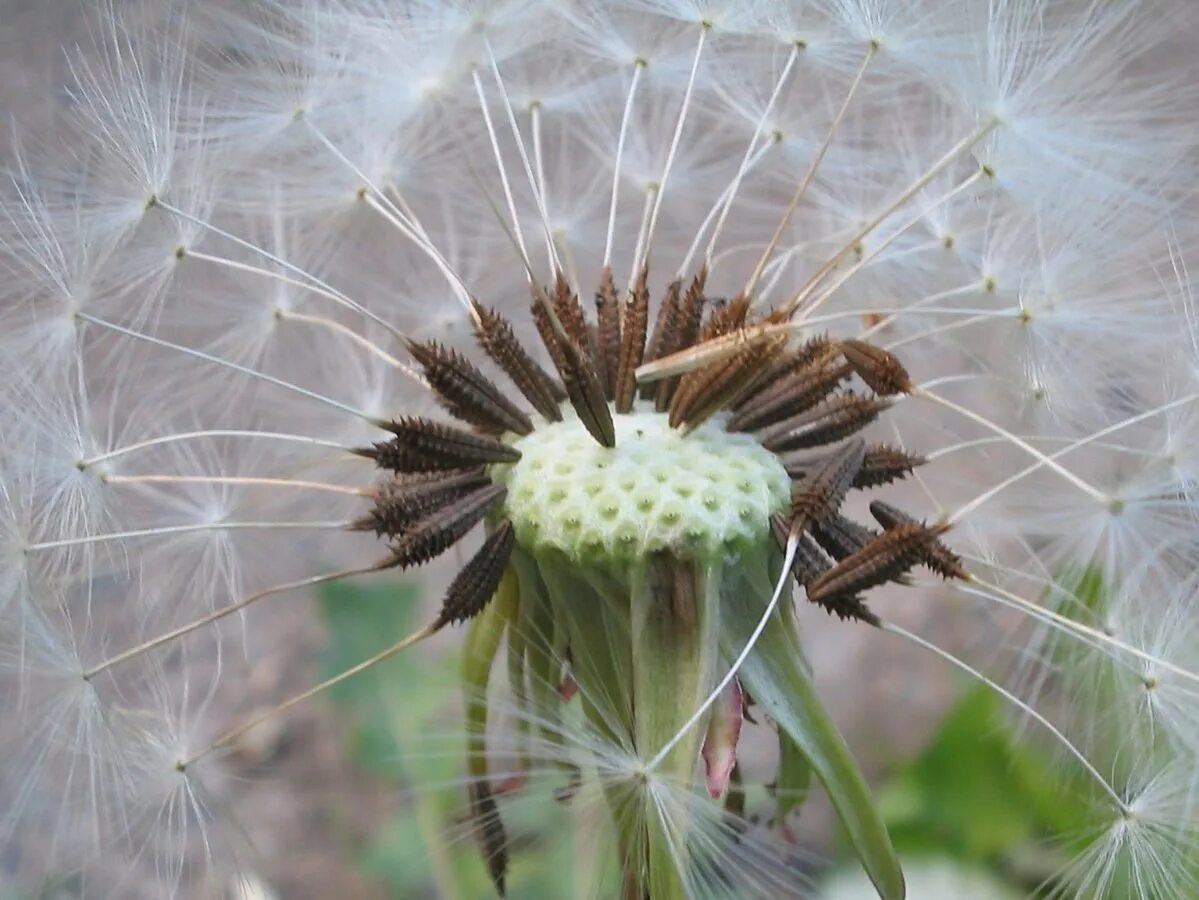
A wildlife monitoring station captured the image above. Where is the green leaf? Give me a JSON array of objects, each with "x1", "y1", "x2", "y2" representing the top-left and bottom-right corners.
[
  {"x1": 879, "y1": 684, "x2": 1091, "y2": 864},
  {"x1": 723, "y1": 550, "x2": 905, "y2": 900},
  {"x1": 775, "y1": 731, "x2": 812, "y2": 824}
]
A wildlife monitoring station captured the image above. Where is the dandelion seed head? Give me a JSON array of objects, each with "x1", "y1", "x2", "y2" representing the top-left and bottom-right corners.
[{"x1": 1, "y1": 0, "x2": 1197, "y2": 895}]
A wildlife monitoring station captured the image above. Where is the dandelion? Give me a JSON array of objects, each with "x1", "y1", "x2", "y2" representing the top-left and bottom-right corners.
[{"x1": 1, "y1": 0, "x2": 1198, "y2": 897}]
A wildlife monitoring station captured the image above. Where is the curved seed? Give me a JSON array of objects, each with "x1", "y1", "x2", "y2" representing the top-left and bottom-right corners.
[
  {"x1": 364, "y1": 418, "x2": 520, "y2": 471},
  {"x1": 789, "y1": 437, "x2": 867, "y2": 535},
  {"x1": 472, "y1": 300, "x2": 564, "y2": 420},
  {"x1": 386, "y1": 483, "x2": 506, "y2": 568},
  {"x1": 434, "y1": 520, "x2": 515, "y2": 628},
  {"x1": 614, "y1": 271, "x2": 649, "y2": 414},
  {"x1": 841, "y1": 339, "x2": 913, "y2": 396},
  {"x1": 785, "y1": 444, "x2": 925, "y2": 489},
  {"x1": 869, "y1": 501, "x2": 967, "y2": 579},
  {"x1": 356, "y1": 468, "x2": 491, "y2": 536},
  {"x1": 595, "y1": 267, "x2": 622, "y2": 401},
  {"x1": 761, "y1": 393, "x2": 890, "y2": 452},
  {"x1": 805, "y1": 523, "x2": 942, "y2": 604},
  {"x1": 407, "y1": 339, "x2": 533, "y2": 435},
  {"x1": 728, "y1": 360, "x2": 852, "y2": 432}
]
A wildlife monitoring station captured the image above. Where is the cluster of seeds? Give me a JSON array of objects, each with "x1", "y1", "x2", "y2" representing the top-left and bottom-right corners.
[
  {"x1": 346, "y1": 263, "x2": 966, "y2": 688},
  {"x1": 339, "y1": 265, "x2": 973, "y2": 895}
]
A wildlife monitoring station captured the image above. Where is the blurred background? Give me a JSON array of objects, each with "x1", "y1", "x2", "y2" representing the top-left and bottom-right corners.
[{"x1": 0, "y1": 3, "x2": 1109, "y2": 898}]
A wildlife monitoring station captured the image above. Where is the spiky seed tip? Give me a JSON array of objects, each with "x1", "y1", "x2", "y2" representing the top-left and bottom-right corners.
[
  {"x1": 760, "y1": 393, "x2": 890, "y2": 452},
  {"x1": 868, "y1": 500, "x2": 967, "y2": 579},
  {"x1": 354, "y1": 468, "x2": 491, "y2": 537},
  {"x1": 789, "y1": 437, "x2": 867, "y2": 535},
  {"x1": 854, "y1": 445, "x2": 926, "y2": 488},
  {"x1": 614, "y1": 272, "x2": 649, "y2": 414},
  {"x1": 406, "y1": 339, "x2": 534, "y2": 436},
  {"x1": 386, "y1": 483, "x2": 506, "y2": 568},
  {"x1": 469, "y1": 781, "x2": 509, "y2": 897},
  {"x1": 840, "y1": 339, "x2": 913, "y2": 395},
  {"x1": 364, "y1": 418, "x2": 520, "y2": 471},
  {"x1": 434, "y1": 520, "x2": 515, "y2": 629},
  {"x1": 595, "y1": 267, "x2": 621, "y2": 401},
  {"x1": 805, "y1": 522, "x2": 945, "y2": 604},
  {"x1": 471, "y1": 299, "x2": 565, "y2": 419},
  {"x1": 677, "y1": 271, "x2": 708, "y2": 351},
  {"x1": 826, "y1": 595, "x2": 881, "y2": 626},
  {"x1": 531, "y1": 296, "x2": 571, "y2": 375}
]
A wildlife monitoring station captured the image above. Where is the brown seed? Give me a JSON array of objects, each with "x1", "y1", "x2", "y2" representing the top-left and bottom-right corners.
[
  {"x1": 698, "y1": 292, "x2": 750, "y2": 341},
  {"x1": 730, "y1": 336, "x2": 838, "y2": 414},
  {"x1": 788, "y1": 436, "x2": 867, "y2": 535},
  {"x1": 640, "y1": 278, "x2": 681, "y2": 401},
  {"x1": 407, "y1": 339, "x2": 534, "y2": 435},
  {"x1": 676, "y1": 271, "x2": 708, "y2": 351},
  {"x1": 760, "y1": 392, "x2": 890, "y2": 452},
  {"x1": 823, "y1": 594, "x2": 880, "y2": 625},
  {"x1": 669, "y1": 338, "x2": 784, "y2": 431},
  {"x1": 553, "y1": 273, "x2": 594, "y2": 363},
  {"x1": 531, "y1": 293, "x2": 617, "y2": 447},
  {"x1": 387, "y1": 483, "x2": 506, "y2": 568},
  {"x1": 531, "y1": 296, "x2": 571, "y2": 376},
  {"x1": 434, "y1": 520, "x2": 515, "y2": 628},
  {"x1": 869, "y1": 501, "x2": 968, "y2": 579},
  {"x1": 841, "y1": 339, "x2": 913, "y2": 395},
  {"x1": 362, "y1": 418, "x2": 520, "y2": 472},
  {"x1": 558, "y1": 334, "x2": 617, "y2": 447},
  {"x1": 770, "y1": 513, "x2": 832, "y2": 584},
  {"x1": 770, "y1": 513, "x2": 878, "y2": 624},
  {"x1": 614, "y1": 269, "x2": 649, "y2": 414},
  {"x1": 655, "y1": 270, "x2": 707, "y2": 409},
  {"x1": 354, "y1": 468, "x2": 491, "y2": 536},
  {"x1": 701, "y1": 339, "x2": 789, "y2": 425},
  {"x1": 469, "y1": 781, "x2": 509, "y2": 897},
  {"x1": 784, "y1": 443, "x2": 926, "y2": 489},
  {"x1": 595, "y1": 266, "x2": 622, "y2": 401},
  {"x1": 727, "y1": 359, "x2": 852, "y2": 432},
  {"x1": 805, "y1": 522, "x2": 945, "y2": 604},
  {"x1": 811, "y1": 512, "x2": 879, "y2": 560},
  {"x1": 854, "y1": 445, "x2": 926, "y2": 488},
  {"x1": 471, "y1": 300, "x2": 565, "y2": 420}
]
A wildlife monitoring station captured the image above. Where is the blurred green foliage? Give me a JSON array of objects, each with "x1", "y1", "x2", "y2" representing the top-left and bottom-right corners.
[
  {"x1": 315, "y1": 579, "x2": 1115, "y2": 898},
  {"x1": 317, "y1": 580, "x2": 588, "y2": 899},
  {"x1": 876, "y1": 684, "x2": 1091, "y2": 888}
]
